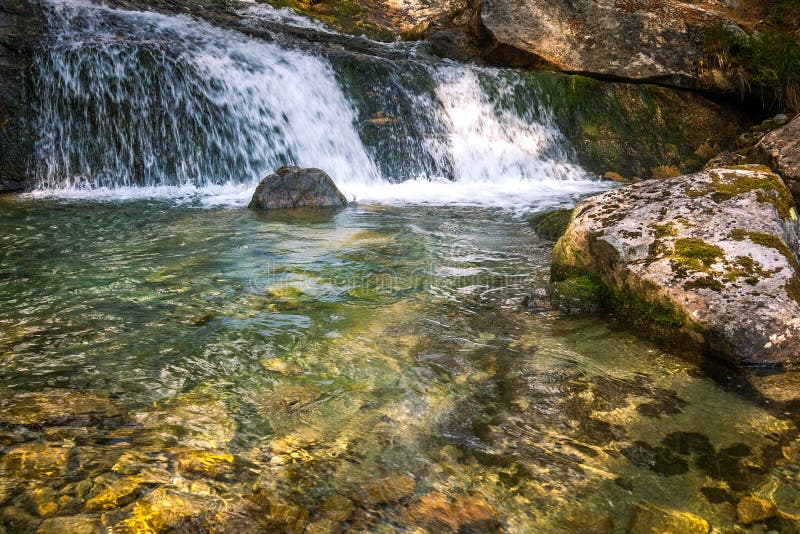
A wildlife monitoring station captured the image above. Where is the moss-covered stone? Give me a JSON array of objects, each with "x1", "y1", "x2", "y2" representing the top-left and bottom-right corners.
[
  {"x1": 527, "y1": 209, "x2": 573, "y2": 241},
  {"x1": 672, "y1": 238, "x2": 724, "y2": 272}
]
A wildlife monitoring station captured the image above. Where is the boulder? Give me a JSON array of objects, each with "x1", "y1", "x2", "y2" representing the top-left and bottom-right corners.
[
  {"x1": 248, "y1": 166, "x2": 348, "y2": 210},
  {"x1": 477, "y1": 0, "x2": 744, "y2": 91},
  {"x1": 627, "y1": 503, "x2": 709, "y2": 534},
  {"x1": 551, "y1": 165, "x2": 800, "y2": 367},
  {"x1": 758, "y1": 114, "x2": 800, "y2": 197}
]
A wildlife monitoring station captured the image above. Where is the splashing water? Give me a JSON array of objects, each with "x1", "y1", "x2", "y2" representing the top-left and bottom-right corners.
[{"x1": 31, "y1": 0, "x2": 607, "y2": 208}]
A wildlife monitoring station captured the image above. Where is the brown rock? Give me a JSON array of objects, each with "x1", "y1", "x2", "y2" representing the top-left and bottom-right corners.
[
  {"x1": 737, "y1": 496, "x2": 778, "y2": 525},
  {"x1": 627, "y1": 503, "x2": 709, "y2": 534},
  {"x1": 322, "y1": 494, "x2": 354, "y2": 522},
  {"x1": 354, "y1": 473, "x2": 416, "y2": 505}
]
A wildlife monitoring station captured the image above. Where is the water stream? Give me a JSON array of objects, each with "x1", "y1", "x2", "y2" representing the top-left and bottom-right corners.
[{"x1": 1, "y1": 0, "x2": 798, "y2": 532}]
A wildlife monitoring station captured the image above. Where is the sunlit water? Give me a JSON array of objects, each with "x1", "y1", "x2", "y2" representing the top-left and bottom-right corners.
[{"x1": 1, "y1": 198, "x2": 798, "y2": 532}]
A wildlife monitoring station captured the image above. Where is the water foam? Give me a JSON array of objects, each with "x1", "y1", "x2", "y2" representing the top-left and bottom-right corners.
[{"x1": 32, "y1": 0, "x2": 608, "y2": 209}]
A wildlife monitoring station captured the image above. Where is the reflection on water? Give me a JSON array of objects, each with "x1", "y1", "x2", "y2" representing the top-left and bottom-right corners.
[{"x1": 0, "y1": 198, "x2": 798, "y2": 533}]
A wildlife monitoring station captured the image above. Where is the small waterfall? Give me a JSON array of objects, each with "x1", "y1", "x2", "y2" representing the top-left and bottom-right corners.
[{"x1": 32, "y1": 0, "x2": 605, "y2": 207}]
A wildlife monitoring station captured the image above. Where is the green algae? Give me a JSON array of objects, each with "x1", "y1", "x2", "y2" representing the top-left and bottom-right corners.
[{"x1": 528, "y1": 209, "x2": 573, "y2": 241}]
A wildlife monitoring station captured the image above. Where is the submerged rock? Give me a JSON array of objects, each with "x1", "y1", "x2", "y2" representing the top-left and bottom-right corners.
[
  {"x1": 758, "y1": 114, "x2": 800, "y2": 197},
  {"x1": 552, "y1": 165, "x2": 800, "y2": 367},
  {"x1": 0, "y1": 389, "x2": 120, "y2": 426},
  {"x1": 248, "y1": 166, "x2": 348, "y2": 210},
  {"x1": 627, "y1": 503, "x2": 709, "y2": 534},
  {"x1": 736, "y1": 495, "x2": 777, "y2": 525}
]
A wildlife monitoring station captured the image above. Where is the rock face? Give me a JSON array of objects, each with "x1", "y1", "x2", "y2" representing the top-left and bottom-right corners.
[
  {"x1": 248, "y1": 166, "x2": 348, "y2": 210},
  {"x1": 0, "y1": 0, "x2": 41, "y2": 193},
  {"x1": 477, "y1": 0, "x2": 743, "y2": 91},
  {"x1": 758, "y1": 115, "x2": 800, "y2": 197},
  {"x1": 552, "y1": 165, "x2": 800, "y2": 367}
]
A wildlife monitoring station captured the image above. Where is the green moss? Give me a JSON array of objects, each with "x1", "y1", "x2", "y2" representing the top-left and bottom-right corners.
[
  {"x1": 673, "y1": 238, "x2": 725, "y2": 272},
  {"x1": 528, "y1": 209, "x2": 573, "y2": 241},
  {"x1": 730, "y1": 228, "x2": 800, "y2": 303},
  {"x1": 685, "y1": 168, "x2": 796, "y2": 219},
  {"x1": 683, "y1": 276, "x2": 724, "y2": 291},
  {"x1": 653, "y1": 222, "x2": 678, "y2": 238}
]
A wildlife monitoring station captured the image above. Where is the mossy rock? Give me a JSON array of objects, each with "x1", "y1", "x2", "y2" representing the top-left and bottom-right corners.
[{"x1": 528, "y1": 209, "x2": 573, "y2": 241}]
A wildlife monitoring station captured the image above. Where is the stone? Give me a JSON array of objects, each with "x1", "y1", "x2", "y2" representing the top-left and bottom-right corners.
[
  {"x1": 0, "y1": 389, "x2": 120, "y2": 426},
  {"x1": 528, "y1": 209, "x2": 573, "y2": 241},
  {"x1": 404, "y1": 491, "x2": 499, "y2": 532},
  {"x1": 305, "y1": 518, "x2": 343, "y2": 534},
  {"x1": 175, "y1": 449, "x2": 235, "y2": 477},
  {"x1": 121, "y1": 487, "x2": 218, "y2": 532},
  {"x1": 758, "y1": 115, "x2": 800, "y2": 197},
  {"x1": 37, "y1": 515, "x2": 103, "y2": 534},
  {"x1": 627, "y1": 503, "x2": 710, "y2": 534},
  {"x1": 1, "y1": 442, "x2": 70, "y2": 479},
  {"x1": 322, "y1": 494, "x2": 354, "y2": 522},
  {"x1": 564, "y1": 511, "x2": 614, "y2": 534},
  {"x1": 737, "y1": 496, "x2": 778, "y2": 525},
  {"x1": 478, "y1": 0, "x2": 745, "y2": 92},
  {"x1": 248, "y1": 166, "x2": 347, "y2": 210},
  {"x1": 552, "y1": 165, "x2": 800, "y2": 367},
  {"x1": 353, "y1": 473, "x2": 416, "y2": 505},
  {"x1": 261, "y1": 358, "x2": 304, "y2": 375}
]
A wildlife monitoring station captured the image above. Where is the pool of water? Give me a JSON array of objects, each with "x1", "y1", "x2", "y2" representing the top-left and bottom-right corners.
[{"x1": 0, "y1": 197, "x2": 798, "y2": 532}]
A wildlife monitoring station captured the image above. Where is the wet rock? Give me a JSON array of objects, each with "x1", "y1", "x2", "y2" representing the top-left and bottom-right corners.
[
  {"x1": 0, "y1": 0, "x2": 42, "y2": 193},
  {"x1": 528, "y1": 209, "x2": 573, "y2": 242},
  {"x1": 404, "y1": 491, "x2": 499, "y2": 532},
  {"x1": 247, "y1": 488, "x2": 309, "y2": 533},
  {"x1": 322, "y1": 494, "x2": 354, "y2": 522},
  {"x1": 737, "y1": 495, "x2": 778, "y2": 525},
  {"x1": 175, "y1": 449, "x2": 235, "y2": 477},
  {"x1": 563, "y1": 511, "x2": 614, "y2": 534},
  {"x1": 26, "y1": 487, "x2": 59, "y2": 517},
  {"x1": 552, "y1": 165, "x2": 800, "y2": 367},
  {"x1": 121, "y1": 487, "x2": 218, "y2": 532},
  {"x1": 133, "y1": 390, "x2": 236, "y2": 449},
  {"x1": 0, "y1": 390, "x2": 120, "y2": 426},
  {"x1": 261, "y1": 357, "x2": 304, "y2": 375},
  {"x1": 1, "y1": 442, "x2": 70, "y2": 479},
  {"x1": 758, "y1": 114, "x2": 800, "y2": 198},
  {"x1": 353, "y1": 473, "x2": 416, "y2": 505},
  {"x1": 84, "y1": 474, "x2": 160, "y2": 511},
  {"x1": 627, "y1": 503, "x2": 710, "y2": 534},
  {"x1": 248, "y1": 166, "x2": 348, "y2": 210},
  {"x1": 305, "y1": 518, "x2": 343, "y2": 534},
  {"x1": 37, "y1": 514, "x2": 103, "y2": 534},
  {"x1": 0, "y1": 505, "x2": 41, "y2": 532}
]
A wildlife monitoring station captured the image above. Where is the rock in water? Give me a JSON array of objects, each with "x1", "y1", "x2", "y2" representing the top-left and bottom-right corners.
[
  {"x1": 248, "y1": 166, "x2": 348, "y2": 210},
  {"x1": 758, "y1": 114, "x2": 800, "y2": 198},
  {"x1": 551, "y1": 165, "x2": 800, "y2": 367}
]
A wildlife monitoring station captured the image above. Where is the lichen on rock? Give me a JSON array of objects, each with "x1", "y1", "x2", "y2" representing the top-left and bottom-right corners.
[{"x1": 551, "y1": 165, "x2": 800, "y2": 367}]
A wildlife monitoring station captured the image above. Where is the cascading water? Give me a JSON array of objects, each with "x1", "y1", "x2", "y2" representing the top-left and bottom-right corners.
[{"x1": 32, "y1": 0, "x2": 608, "y2": 208}]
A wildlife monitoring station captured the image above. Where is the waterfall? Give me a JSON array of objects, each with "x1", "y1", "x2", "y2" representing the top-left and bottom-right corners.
[{"x1": 32, "y1": 0, "x2": 606, "y2": 208}]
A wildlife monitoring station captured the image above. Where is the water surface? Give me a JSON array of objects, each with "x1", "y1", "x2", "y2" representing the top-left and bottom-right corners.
[{"x1": 1, "y1": 198, "x2": 797, "y2": 532}]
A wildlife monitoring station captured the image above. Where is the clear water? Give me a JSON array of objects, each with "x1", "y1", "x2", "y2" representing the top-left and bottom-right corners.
[{"x1": 0, "y1": 198, "x2": 797, "y2": 532}]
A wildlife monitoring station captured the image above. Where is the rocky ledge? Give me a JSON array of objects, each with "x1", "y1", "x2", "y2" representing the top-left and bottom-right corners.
[
  {"x1": 551, "y1": 165, "x2": 800, "y2": 367},
  {"x1": 248, "y1": 166, "x2": 348, "y2": 210}
]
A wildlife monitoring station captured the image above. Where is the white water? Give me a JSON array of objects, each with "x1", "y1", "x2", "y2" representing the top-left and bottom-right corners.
[{"x1": 32, "y1": 0, "x2": 608, "y2": 209}]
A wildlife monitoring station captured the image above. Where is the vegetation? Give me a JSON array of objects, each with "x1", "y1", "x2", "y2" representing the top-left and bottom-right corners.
[
  {"x1": 672, "y1": 238, "x2": 724, "y2": 272},
  {"x1": 705, "y1": 24, "x2": 800, "y2": 112}
]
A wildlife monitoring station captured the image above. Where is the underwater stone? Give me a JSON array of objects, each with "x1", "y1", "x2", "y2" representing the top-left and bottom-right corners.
[
  {"x1": 626, "y1": 503, "x2": 709, "y2": 534},
  {"x1": 38, "y1": 514, "x2": 103, "y2": 534},
  {"x1": 248, "y1": 166, "x2": 348, "y2": 210},
  {"x1": 0, "y1": 390, "x2": 120, "y2": 426},
  {"x1": 353, "y1": 473, "x2": 416, "y2": 505},
  {"x1": 736, "y1": 495, "x2": 777, "y2": 525},
  {"x1": 552, "y1": 165, "x2": 800, "y2": 367},
  {"x1": 1, "y1": 442, "x2": 70, "y2": 479},
  {"x1": 322, "y1": 494, "x2": 354, "y2": 522}
]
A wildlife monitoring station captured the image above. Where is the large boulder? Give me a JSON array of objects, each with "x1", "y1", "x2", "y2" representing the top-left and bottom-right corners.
[
  {"x1": 758, "y1": 114, "x2": 800, "y2": 197},
  {"x1": 476, "y1": 0, "x2": 744, "y2": 91},
  {"x1": 248, "y1": 166, "x2": 348, "y2": 210},
  {"x1": 551, "y1": 165, "x2": 800, "y2": 367}
]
